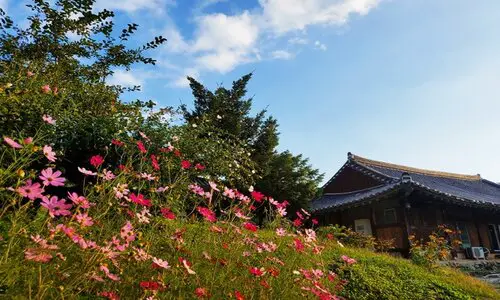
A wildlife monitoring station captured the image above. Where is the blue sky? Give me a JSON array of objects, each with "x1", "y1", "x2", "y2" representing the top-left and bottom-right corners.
[{"x1": 3, "y1": 0, "x2": 500, "y2": 183}]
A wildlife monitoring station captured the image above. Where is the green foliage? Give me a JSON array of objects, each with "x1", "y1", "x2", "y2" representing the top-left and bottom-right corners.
[
  {"x1": 256, "y1": 151, "x2": 323, "y2": 214},
  {"x1": 183, "y1": 74, "x2": 323, "y2": 217},
  {"x1": 324, "y1": 247, "x2": 497, "y2": 300},
  {"x1": 409, "y1": 225, "x2": 462, "y2": 269}
]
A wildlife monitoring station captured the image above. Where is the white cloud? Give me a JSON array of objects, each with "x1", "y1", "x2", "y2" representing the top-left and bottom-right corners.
[
  {"x1": 161, "y1": 0, "x2": 382, "y2": 87},
  {"x1": 95, "y1": 0, "x2": 168, "y2": 14},
  {"x1": 172, "y1": 68, "x2": 200, "y2": 88},
  {"x1": 288, "y1": 37, "x2": 309, "y2": 45},
  {"x1": 108, "y1": 69, "x2": 143, "y2": 87},
  {"x1": 314, "y1": 40, "x2": 327, "y2": 51},
  {"x1": 259, "y1": 0, "x2": 381, "y2": 33},
  {"x1": 163, "y1": 27, "x2": 189, "y2": 53},
  {"x1": 271, "y1": 50, "x2": 294, "y2": 60}
]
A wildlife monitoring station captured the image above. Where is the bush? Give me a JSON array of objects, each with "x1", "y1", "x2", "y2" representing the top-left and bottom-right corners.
[
  {"x1": 317, "y1": 224, "x2": 395, "y2": 252},
  {"x1": 409, "y1": 225, "x2": 462, "y2": 269}
]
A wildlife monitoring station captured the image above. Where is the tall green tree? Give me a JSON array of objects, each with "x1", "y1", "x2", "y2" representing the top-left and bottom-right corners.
[{"x1": 183, "y1": 74, "x2": 323, "y2": 216}]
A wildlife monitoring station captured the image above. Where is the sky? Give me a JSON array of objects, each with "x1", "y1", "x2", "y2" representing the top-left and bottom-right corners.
[{"x1": 2, "y1": 0, "x2": 500, "y2": 184}]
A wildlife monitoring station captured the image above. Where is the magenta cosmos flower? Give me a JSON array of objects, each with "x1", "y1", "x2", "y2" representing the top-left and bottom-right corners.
[
  {"x1": 39, "y1": 168, "x2": 66, "y2": 187},
  {"x1": 89, "y1": 155, "x2": 104, "y2": 168},
  {"x1": 17, "y1": 180, "x2": 44, "y2": 200},
  {"x1": 41, "y1": 196, "x2": 72, "y2": 218},
  {"x1": 3, "y1": 136, "x2": 23, "y2": 149}
]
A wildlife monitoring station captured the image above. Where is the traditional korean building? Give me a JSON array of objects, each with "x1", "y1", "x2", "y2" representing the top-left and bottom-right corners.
[{"x1": 311, "y1": 153, "x2": 500, "y2": 257}]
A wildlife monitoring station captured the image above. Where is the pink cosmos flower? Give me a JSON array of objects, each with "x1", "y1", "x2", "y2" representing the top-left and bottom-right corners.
[
  {"x1": 100, "y1": 265, "x2": 120, "y2": 281},
  {"x1": 156, "y1": 186, "x2": 169, "y2": 193},
  {"x1": 136, "y1": 208, "x2": 151, "y2": 224},
  {"x1": 152, "y1": 257, "x2": 170, "y2": 269},
  {"x1": 39, "y1": 168, "x2": 66, "y2": 187},
  {"x1": 41, "y1": 85, "x2": 51, "y2": 94},
  {"x1": 129, "y1": 193, "x2": 152, "y2": 207},
  {"x1": 120, "y1": 221, "x2": 136, "y2": 243},
  {"x1": 102, "y1": 170, "x2": 116, "y2": 181},
  {"x1": 41, "y1": 196, "x2": 72, "y2": 218},
  {"x1": 76, "y1": 212, "x2": 94, "y2": 227},
  {"x1": 67, "y1": 192, "x2": 91, "y2": 208},
  {"x1": 78, "y1": 167, "x2": 97, "y2": 176},
  {"x1": 312, "y1": 218, "x2": 319, "y2": 225},
  {"x1": 197, "y1": 206, "x2": 216, "y2": 222},
  {"x1": 17, "y1": 180, "x2": 44, "y2": 200},
  {"x1": 42, "y1": 114, "x2": 56, "y2": 125},
  {"x1": 341, "y1": 255, "x2": 357, "y2": 265},
  {"x1": 24, "y1": 137, "x2": 33, "y2": 144},
  {"x1": 89, "y1": 155, "x2": 104, "y2": 168},
  {"x1": 180, "y1": 257, "x2": 196, "y2": 275},
  {"x1": 276, "y1": 228, "x2": 286, "y2": 237},
  {"x1": 3, "y1": 136, "x2": 22, "y2": 149},
  {"x1": 27, "y1": 71, "x2": 34, "y2": 77},
  {"x1": 140, "y1": 172, "x2": 156, "y2": 181},
  {"x1": 208, "y1": 181, "x2": 219, "y2": 191},
  {"x1": 136, "y1": 141, "x2": 147, "y2": 153},
  {"x1": 24, "y1": 248, "x2": 53, "y2": 263},
  {"x1": 43, "y1": 145, "x2": 56, "y2": 162},
  {"x1": 249, "y1": 267, "x2": 265, "y2": 277}
]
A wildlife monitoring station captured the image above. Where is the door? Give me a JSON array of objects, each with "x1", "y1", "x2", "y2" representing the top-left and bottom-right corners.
[{"x1": 488, "y1": 224, "x2": 500, "y2": 251}]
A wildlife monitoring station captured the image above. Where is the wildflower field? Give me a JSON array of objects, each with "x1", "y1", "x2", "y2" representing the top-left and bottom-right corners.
[{"x1": 0, "y1": 1, "x2": 499, "y2": 299}]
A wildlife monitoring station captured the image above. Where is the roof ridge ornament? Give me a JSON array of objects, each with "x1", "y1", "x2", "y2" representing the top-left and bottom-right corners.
[{"x1": 401, "y1": 172, "x2": 412, "y2": 183}]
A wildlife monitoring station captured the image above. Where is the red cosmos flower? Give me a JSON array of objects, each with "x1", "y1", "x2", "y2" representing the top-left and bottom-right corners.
[
  {"x1": 194, "y1": 287, "x2": 210, "y2": 298},
  {"x1": 260, "y1": 280, "x2": 270, "y2": 289},
  {"x1": 293, "y1": 218, "x2": 303, "y2": 227},
  {"x1": 234, "y1": 291, "x2": 245, "y2": 300},
  {"x1": 250, "y1": 191, "x2": 265, "y2": 202},
  {"x1": 160, "y1": 207, "x2": 176, "y2": 220},
  {"x1": 118, "y1": 164, "x2": 127, "y2": 171},
  {"x1": 99, "y1": 291, "x2": 120, "y2": 300},
  {"x1": 268, "y1": 268, "x2": 280, "y2": 277},
  {"x1": 197, "y1": 206, "x2": 216, "y2": 222},
  {"x1": 195, "y1": 163, "x2": 206, "y2": 170},
  {"x1": 243, "y1": 222, "x2": 258, "y2": 232},
  {"x1": 139, "y1": 281, "x2": 163, "y2": 290},
  {"x1": 326, "y1": 233, "x2": 334, "y2": 240},
  {"x1": 129, "y1": 193, "x2": 152, "y2": 207},
  {"x1": 89, "y1": 155, "x2": 104, "y2": 168},
  {"x1": 151, "y1": 154, "x2": 160, "y2": 170},
  {"x1": 111, "y1": 139, "x2": 124, "y2": 147},
  {"x1": 174, "y1": 149, "x2": 181, "y2": 157},
  {"x1": 249, "y1": 267, "x2": 265, "y2": 277},
  {"x1": 181, "y1": 160, "x2": 191, "y2": 169},
  {"x1": 136, "y1": 141, "x2": 147, "y2": 153},
  {"x1": 294, "y1": 238, "x2": 305, "y2": 252}
]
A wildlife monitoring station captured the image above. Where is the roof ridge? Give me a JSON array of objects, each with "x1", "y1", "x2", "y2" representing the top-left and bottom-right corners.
[
  {"x1": 322, "y1": 183, "x2": 399, "y2": 196},
  {"x1": 350, "y1": 153, "x2": 481, "y2": 181}
]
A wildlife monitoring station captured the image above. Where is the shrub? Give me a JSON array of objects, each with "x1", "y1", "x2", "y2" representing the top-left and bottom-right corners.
[{"x1": 409, "y1": 225, "x2": 462, "y2": 269}]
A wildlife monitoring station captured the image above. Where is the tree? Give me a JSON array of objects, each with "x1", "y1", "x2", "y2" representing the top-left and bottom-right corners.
[
  {"x1": 183, "y1": 74, "x2": 323, "y2": 217},
  {"x1": 0, "y1": 0, "x2": 166, "y2": 183},
  {"x1": 256, "y1": 151, "x2": 323, "y2": 214}
]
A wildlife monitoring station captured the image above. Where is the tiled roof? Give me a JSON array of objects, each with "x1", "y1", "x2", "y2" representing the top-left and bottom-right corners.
[
  {"x1": 312, "y1": 153, "x2": 500, "y2": 212},
  {"x1": 311, "y1": 183, "x2": 401, "y2": 212}
]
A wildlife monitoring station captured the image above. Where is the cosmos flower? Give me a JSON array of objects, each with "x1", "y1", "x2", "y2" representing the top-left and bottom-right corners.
[{"x1": 39, "y1": 168, "x2": 66, "y2": 187}]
